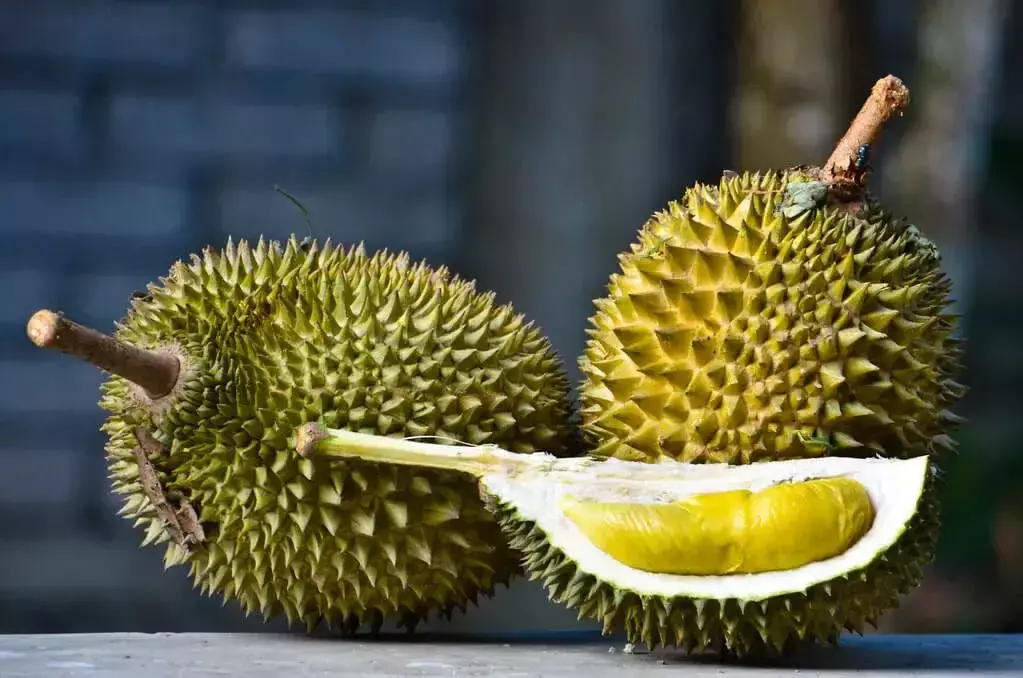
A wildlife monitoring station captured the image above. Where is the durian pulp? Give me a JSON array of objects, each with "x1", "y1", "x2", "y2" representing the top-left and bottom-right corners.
[{"x1": 560, "y1": 476, "x2": 875, "y2": 576}]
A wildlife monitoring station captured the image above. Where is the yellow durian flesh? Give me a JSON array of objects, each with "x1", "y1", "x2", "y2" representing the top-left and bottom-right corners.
[{"x1": 560, "y1": 476, "x2": 875, "y2": 575}]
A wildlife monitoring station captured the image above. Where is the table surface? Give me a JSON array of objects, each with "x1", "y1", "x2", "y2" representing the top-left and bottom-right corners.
[{"x1": 0, "y1": 632, "x2": 1020, "y2": 676}]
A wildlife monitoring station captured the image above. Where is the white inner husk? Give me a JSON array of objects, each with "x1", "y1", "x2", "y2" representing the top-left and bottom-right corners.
[{"x1": 481, "y1": 455, "x2": 930, "y2": 600}]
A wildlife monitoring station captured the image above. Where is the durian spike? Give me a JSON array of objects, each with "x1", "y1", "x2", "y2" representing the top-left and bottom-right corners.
[
  {"x1": 26, "y1": 309, "x2": 180, "y2": 399},
  {"x1": 822, "y1": 74, "x2": 910, "y2": 186}
]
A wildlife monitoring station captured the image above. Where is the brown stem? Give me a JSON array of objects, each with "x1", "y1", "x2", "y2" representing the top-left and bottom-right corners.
[
  {"x1": 821, "y1": 74, "x2": 911, "y2": 185},
  {"x1": 131, "y1": 427, "x2": 204, "y2": 551},
  {"x1": 132, "y1": 445, "x2": 191, "y2": 548},
  {"x1": 26, "y1": 309, "x2": 180, "y2": 399},
  {"x1": 133, "y1": 426, "x2": 168, "y2": 458},
  {"x1": 175, "y1": 501, "x2": 206, "y2": 545}
]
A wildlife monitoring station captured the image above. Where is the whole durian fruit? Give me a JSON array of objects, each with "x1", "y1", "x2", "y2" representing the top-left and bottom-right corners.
[
  {"x1": 27, "y1": 236, "x2": 576, "y2": 633},
  {"x1": 579, "y1": 77, "x2": 964, "y2": 465}
]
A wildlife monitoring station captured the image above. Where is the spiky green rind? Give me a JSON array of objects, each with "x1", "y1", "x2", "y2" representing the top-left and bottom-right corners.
[
  {"x1": 579, "y1": 170, "x2": 965, "y2": 464},
  {"x1": 98, "y1": 235, "x2": 576, "y2": 632},
  {"x1": 486, "y1": 472, "x2": 941, "y2": 658}
]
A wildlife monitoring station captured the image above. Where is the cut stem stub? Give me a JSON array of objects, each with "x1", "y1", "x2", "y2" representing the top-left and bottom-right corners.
[
  {"x1": 821, "y1": 74, "x2": 910, "y2": 187},
  {"x1": 26, "y1": 309, "x2": 180, "y2": 400}
]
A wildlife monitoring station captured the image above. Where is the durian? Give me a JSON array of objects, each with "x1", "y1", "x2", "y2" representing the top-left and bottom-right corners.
[
  {"x1": 578, "y1": 77, "x2": 965, "y2": 465},
  {"x1": 296, "y1": 423, "x2": 938, "y2": 657},
  {"x1": 549, "y1": 75, "x2": 961, "y2": 655},
  {"x1": 26, "y1": 236, "x2": 577, "y2": 632}
]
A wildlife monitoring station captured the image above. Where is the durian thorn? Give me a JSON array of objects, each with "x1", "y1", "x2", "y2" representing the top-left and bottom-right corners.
[
  {"x1": 295, "y1": 422, "x2": 551, "y2": 478},
  {"x1": 26, "y1": 309, "x2": 180, "y2": 400},
  {"x1": 822, "y1": 74, "x2": 910, "y2": 187}
]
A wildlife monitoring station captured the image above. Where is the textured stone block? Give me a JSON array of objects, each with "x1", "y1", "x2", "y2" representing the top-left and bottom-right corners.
[
  {"x1": 226, "y1": 10, "x2": 461, "y2": 84},
  {"x1": 0, "y1": 1, "x2": 208, "y2": 67},
  {"x1": 367, "y1": 108, "x2": 454, "y2": 178},
  {"x1": 0, "y1": 180, "x2": 188, "y2": 237},
  {"x1": 109, "y1": 95, "x2": 344, "y2": 160},
  {"x1": 74, "y1": 273, "x2": 156, "y2": 326},
  {"x1": 0, "y1": 89, "x2": 83, "y2": 156},
  {"x1": 0, "y1": 359, "x2": 106, "y2": 415},
  {"x1": 0, "y1": 446, "x2": 80, "y2": 507},
  {"x1": 0, "y1": 269, "x2": 58, "y2": 330}
]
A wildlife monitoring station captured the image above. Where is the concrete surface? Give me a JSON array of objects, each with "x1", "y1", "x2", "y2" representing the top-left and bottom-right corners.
[{"x1": 0, "y1": 632, "x2": 1020, "y2": 676}]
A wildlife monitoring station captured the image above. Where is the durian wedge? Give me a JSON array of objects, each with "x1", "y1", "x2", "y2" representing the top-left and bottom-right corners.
[{"x1": 297, "y1": 423, "x2": 938, "y2": 657}]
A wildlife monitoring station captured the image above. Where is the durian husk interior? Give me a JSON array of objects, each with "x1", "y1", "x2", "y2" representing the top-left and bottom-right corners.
[
  {"x1": 485, "y1": 453, "x2": 938, "y2": 657},
  {"x1": 578, "y1": 169, "x2": 964, "y2": 465},
  {"x1": 99, "y1": 236, "x2": 576, "y2": 632}
]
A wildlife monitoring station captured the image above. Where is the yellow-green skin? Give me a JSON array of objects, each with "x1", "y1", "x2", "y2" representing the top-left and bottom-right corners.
[
  {"x1": 579, "y1": 170, "x2": 965, "y2": 464},
  {"x1": 99, "y1": 236, "x2": 576, "y2": 632}
]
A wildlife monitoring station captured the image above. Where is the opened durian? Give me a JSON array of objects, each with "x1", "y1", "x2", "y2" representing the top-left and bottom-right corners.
[
  {"x1": 550, "y1": 75, "x2": 960, "y2": 655},
  {"x1": 297, "y1": 423, "x2": 938, "y2": 656},
  {"x1": 579, "y1": 77, "x2": 965, "y2": 465},
  {"x1": 26, "y1": 236, "x2": 576, "y2": 632}
]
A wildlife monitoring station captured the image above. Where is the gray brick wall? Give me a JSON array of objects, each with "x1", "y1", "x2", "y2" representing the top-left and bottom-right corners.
[
  {"x1": 0, "y1": 0, "x2": 469, "y2": 633},
  {"x1": 0, "y1": 2, "x2": 213, "y2": 68},
  {"x1": 226, "y1": 8, "x2": 464, "y2": 82}
]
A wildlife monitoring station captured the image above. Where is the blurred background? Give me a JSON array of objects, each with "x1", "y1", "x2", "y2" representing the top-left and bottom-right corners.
[{"x1": 1, "y1": 0, "x2": 1021, "y2": 638}]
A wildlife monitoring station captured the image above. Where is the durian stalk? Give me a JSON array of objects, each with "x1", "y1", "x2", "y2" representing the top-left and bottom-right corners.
[
  {"x1": 297, "y1": 423, "x2": 746, "y2": 485},
  {"x1": 295, "y1": 422, "x2": 550, "y2": 478},
  {"x1": 26, "y1": 309, "x2": 180, "y2": 399},
  {"x1": 821, "y1": 74, "x2": 910, "y2": 186}
]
